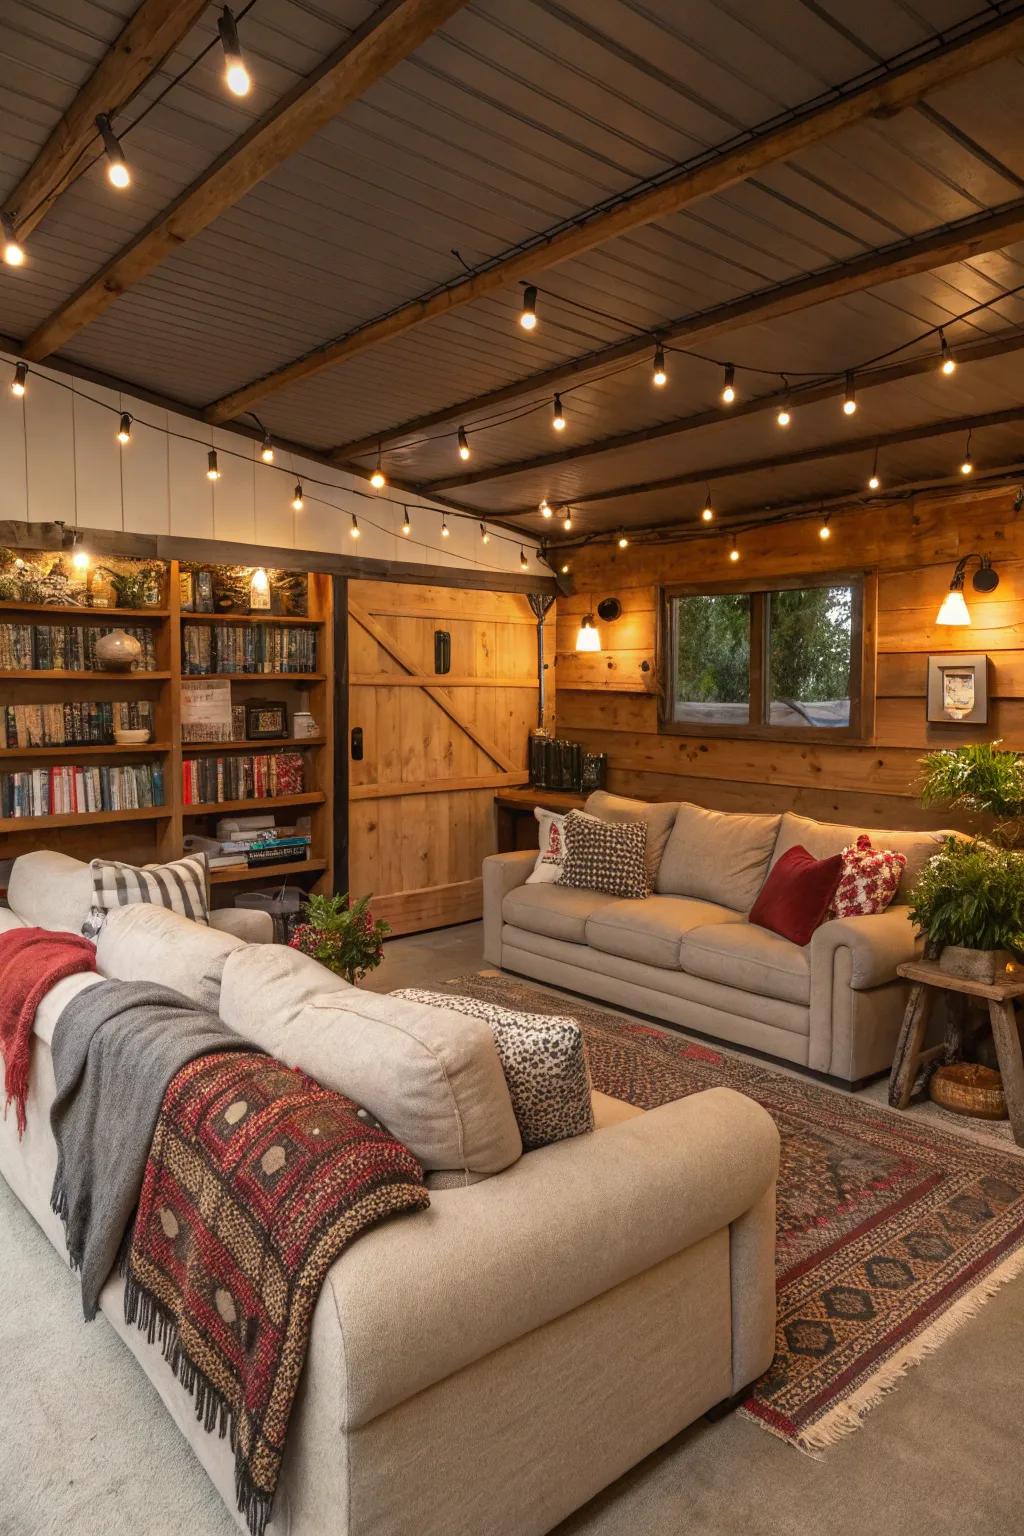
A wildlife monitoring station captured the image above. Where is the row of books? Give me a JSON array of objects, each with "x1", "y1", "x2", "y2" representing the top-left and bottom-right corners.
[
  {"x1": 182, "y1": 624, "x2": 318, "y2": 675},
  {"x1": 0, "y1": 624, "x2": 158, "y2": 672},
  {"x1": 2, "y1": 700, "x2": 153, "y2": 749},
  {"x1": 181, "y1": 751, "x2": 305, "y2": 805},
  {"x1": 0, "y1": 762, "x2": 165, "y2": 818}
]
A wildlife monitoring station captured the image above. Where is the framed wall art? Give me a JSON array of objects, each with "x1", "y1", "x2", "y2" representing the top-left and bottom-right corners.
[{"x1": 926, "y1": 653, "x2": 989, "y2": 725}]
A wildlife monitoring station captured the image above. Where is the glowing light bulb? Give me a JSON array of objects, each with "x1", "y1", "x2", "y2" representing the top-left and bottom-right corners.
[
  {"x1": 868, "y1": 473, "x2": 880, "y2": 490},
  {"x1": 776, "y1": 405, "x2": 791, "y2": 428},
  {"x1": 292, "y1": 482, "x2": 304, "y2": 511},
  {"x1": 206, "y1": 449, "x2": 220, "y2": 480},
  {"x1": 1, "y1": 213, "x2": 24, "y2": 267},
  {"x1": 560, "y1": 562, "x2": 569, "y2": 574},
  {"x1": 219, "y1": 7, "x2": 251, "y2": 96},
  {"x1": 116, "y1": 413, "x2": 132, "y2": 444},
  {"x1": 250, "y1": 566, "x2": 269, "y2": 594},
  {"x1": 97, "y1": 115, "x2": 130, "y2": 189},
  {"x1": 520, "y1": 285, "x2": 538, "y2": 330},
  {"x1": 540, "y1": 499, "x2": 552, "y2": 518},
  {"x1": 402, "y1": 511, "x2": 412, "y2": 536},
  {"x1": 370, "y1": 451, "x2": 386, "y2": 489},
  {"x1": 71, "y1": 546, "x2": 90, "y2": 572},
  {"x1": 520, "y1": 546, "x2": 528, "y2": 569},
  {"x1": 721, "y1": 364, "x2": 736, "y2": 405},
  {"x1": 562, "y1": 511, "x2": 573, "y2": 532},
  {"x1": 441, "y1": 518, "x2": 450, "y2": 538},
  {"x1": 617, "y1": 532, "x2": 629, "y2": 549},
  {"x1": 819, "y1": 516, "x2": 831, "y2": 541},
  {"x1": 350, "y1": 514, "x2": 360, "y2": 539},
  {"x1": 552, "y1": 394, "x2": 566, "y2": 431},
  {"x1": 575, "y1": 616, "x2": 600, "y2": 652},
  {"x1": 701, "y1": 490, "x2": 714, "y2": 523},
  {"x1": 260, "y1": 435, "x2": 274, "y2": 463},
  {"x1": 480, "y1": 522, "x2": 490, "y2": 544},
  {"x1": 652, "y1": 345, "x2": 667, "y2": 387},
  {"x1": 940, "y1": 330, "x2": 956, "y2": 376},
  {"x1": 960, "y1": 431, "x2": 973, "y2": 475},
  {"x1": 843, "y1": 371, "x2": 857, "y2": 415},
  {"x1": 11, "y1": 362, "x2": 27, "y2": 396},
  {"x1": 729, "y1": 541, "x2": 740, "y2": 562},
  {"x1": 108, "y1": 161, "x2": 130, "y2": 189},
  {"x1": 457, "y1": 425, "x2": 470, "y2": 460},
  {"x1": 936, "y1": 587, "x2": 971, "y2": 626}
]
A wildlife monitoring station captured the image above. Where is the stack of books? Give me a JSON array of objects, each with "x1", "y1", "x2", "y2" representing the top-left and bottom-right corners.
[
  {"x1": 189, "y1": 815, "x2": 312, "y2": 871},
  {"x1": 0, "y1": 623, "x2": 157, "y2": 671},
  {"x1": 182, "y1": 624, "x2": 318, "y2": 675},
  {"x1": 0, "y1": 761, "x2": 164, "y2": 818},
  {"x1": 3, "y1": 700, "x2": 153, "y2": 749}
]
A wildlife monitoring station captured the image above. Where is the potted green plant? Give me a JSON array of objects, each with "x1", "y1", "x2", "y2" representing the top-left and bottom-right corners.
[
  {"x1": 98, "y1": 564, "x2": 162, "y2": 609},
  {"x1": 288, "y1": 892, "x2": 390, "y2": 985}
]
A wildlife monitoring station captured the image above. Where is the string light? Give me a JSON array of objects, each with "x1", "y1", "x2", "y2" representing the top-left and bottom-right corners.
[
  {"x1": 868, "y1": 448, "x2": 881, "y2": 490},
  {"x1": 260, "y1": 433, "x2": 274, "y2": 463},
  {"x1": 370, "y1": 445, "x2": 386, "y2": 489},
  {"x1": 617, "y1": 531, "x2": 629, "y2": 549},
  {"x1": 652, "y1": 344, "x2": 667, "y2": 387},
  {"x1": 520, "y1": 546, "x2": 529, "y2": 569},
  {"x1": 520, "y1": 286, "x2": 538, "y2": 330},
  {"x1": 1, "y1": 212, "x2": 25, "y2": 267},
  {"x1": 539, "y1": 498, "x2": 552, "y2": 518},
  {"x1": 218, "y1": 7, "x2": 251, "y2": 96},
  {"x1": 562, "y1": 509, "x2": 573, "y2": 532},
  {"x1": 552, "y1": 394, "x2": 566, "y2": 431},
  {"x1": 701, "y1": 487, "x2": 714, "y2": 523},
  {"x1": 729, "y1": 535, "x2": 740, "y2": 562},
  {"x1": 776, "y1": 377, "x2": 791, "y2": 428},
  {"x1": 441, "y1": 515, "x2": 450, "y2": 538},
  {"x1": 402, "y1": 509, "x2": 411, "y2": 536},
  {"x1": 11, "y1": 362, "x2": 27, "y2": 396},
  {"x1": 721, "y1": 364, "x2": 736, "y2": 405},
  {"x1": 479, "y1": 522, "x2": 490, "y2": 544},
  {"x1": 206, "y1": 449, "x2": 220, "y2": 480},
  {"x1": 457, "y1": 425, "x2": 470, "y2": 460},
  {"x1": 843, "y1": 371, "x2": 857, "y2": 415},
  {"x1": 116, "y1": 413, "x2": 132, "y2": 445},
  {"x1": 292, "y1": 481, "x2": 304, "y2": 511},
  {"x1": 350, "y1": 513, "x2": 360, "y2": 539},
  {"x1": 560, "y1": 562, "x2": 570, "y2": 574},
  {"x1": 819, "y1": 513, "x2": 831, "y2": 541},
  {"x1": 960, "y1": 430, "x2": 974, "y2": 475},
  {"x1": 939, "y1": 329, "x2": 956, "y2": 376},
  {"x1": 96, "y1": 114, "x2": 130, "y2": 189},
  {"x1": 70, "y1": 534, "x2": 90, "y2": 573}
]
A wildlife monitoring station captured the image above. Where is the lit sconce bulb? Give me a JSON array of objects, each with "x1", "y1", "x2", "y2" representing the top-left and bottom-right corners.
[
  {"x1": 539, "y1": 498, "x2": 552, "y2": 518},
  {"x1": 939, "y1": 329, "x2": 956, "y2": 376},
  {"x1": 219, "y1": 7, "x2": 251, "y2": 96},
  {"x1": 562, "y1": 510, "x2": 573, "y2": 532},
  {"x1": 370, "y1": 448, "x2": 386, "y2": 489},
  {"x1": 701, "y1": 489, "x2": 714, "y2": 523},
  {"x1": 96, "y1": 115, "x2": 130, "y2": 189},
  {"x1": 617, "y1": 531, "x2": 629, "y2": 549},
  {"x1": 520, "y1": 285, "x2": 538, "y2": 330},
  {"x1": 402, "y1": 510, "x2": 412, "y2": 536},
  {"x1": 479, "y1": 522, "x2": 490, "y2": 544},
  {"x1": 2, "y1": 212, "x2": 25, "y2": 266},
  {"x1": 721, "y1": 364, "x2": 736, "y2": 405},
  {"x1": 575, "y1": 615, "x2": 600, "y2": 652},
  {"x1": 250, "y1": 566, "x2": 269, "y2": 594},
  {"x1": 116, "y1": 412, "x2": 132, "y2": 445},
  {"x1": 552, "y1": 394, "x2": 566, "y2": 431},
  {"x1": 457, "y1": 425, "x2": 471, "y2": 460},
  {"x1": 819, "y1": 514, "x2": 831, "y2": 541},
  {"x1": 729, "y1": 537, "x2": 740, "y2": 562},
  {"x1": 520, "y1": 546, "x2": 529, "y2": 570},
  {"x1": 260, "y1": 434, "x2": 274, "y2": 463},
  {"x1": 71, "y1": 544, "x2": 90, "y2": 572},
  {"x1": 350, "y1": 514, "x2": 360, "y2": 539},
  {"x1": 652, "y1": 344, "x2": 667, "y2": 387},
  {"x1": 11, "y1": 362, "x2": 27, "y2": 396},
  {"x1": 206, "y1": 449, "x2": 220, "y2": 480},
  {"x1": 292, "y1": 481, "x2": 304, "y2": 511},
  {"x1": 843, "y1": 371, "x2": 857, "y2": 416}
]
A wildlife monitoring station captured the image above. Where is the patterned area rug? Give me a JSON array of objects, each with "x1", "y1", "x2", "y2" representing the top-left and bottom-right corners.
[{"x1": 433, "y1": 973, "x2": 1024, "y2": 1455}]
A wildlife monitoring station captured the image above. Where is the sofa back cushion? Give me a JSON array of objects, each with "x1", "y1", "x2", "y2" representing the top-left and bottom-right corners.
[
  {"x1": 95, "y1": 902, "x2": 244, "y2": 1011},
  {"x1": 584, "y1": 791, "x2": 678, "y2": 885},
  {"x1": 220, "y1": 942, "x2": 350, "y2": 1033},
  {"x1": 656, "y1": 802, "x2": 782, "y2": 911},
  {"x1": 7, "y1": 850, "x2": 93, "y2": 934},
  {"x1": 231, "y1": 986, "x2": 523, "y2": 1175},
  {"x1": 770, "y1": 812, "x2": 953, "y2": 902}
]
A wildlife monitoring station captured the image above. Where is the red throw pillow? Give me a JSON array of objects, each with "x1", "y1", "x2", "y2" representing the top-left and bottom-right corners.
[
  {"x1": 829, "y1": 834, "x2": 907, "y2": 918},
  {"x1": 749, "y1": 845, "x2": 843, "y2": 946}
]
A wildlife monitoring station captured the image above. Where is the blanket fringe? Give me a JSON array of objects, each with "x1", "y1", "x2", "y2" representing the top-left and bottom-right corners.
[
  {"x1": 123, "y1": 1271, "x2": 271, "y2": 1536},
  {"x1": 741, "y1": 1240, "x2": 1024, "y2": 1454}
]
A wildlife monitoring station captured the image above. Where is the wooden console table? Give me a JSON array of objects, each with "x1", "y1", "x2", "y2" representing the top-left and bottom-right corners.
[
  {"x1": 494, "y1": 789, "x2": 585, "y2": 852},
  {"x1": 889, "y1": 959, "x2": 1024, "y2": 1146}
]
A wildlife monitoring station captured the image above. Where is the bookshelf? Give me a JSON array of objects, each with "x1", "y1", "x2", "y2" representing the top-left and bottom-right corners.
[{"x1": 0, "y1": 556, "x2": 335, "y2": 905}]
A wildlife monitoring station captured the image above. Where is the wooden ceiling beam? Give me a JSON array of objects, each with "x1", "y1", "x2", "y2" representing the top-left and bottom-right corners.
[
  {"x1": 2, "y1": 0, "x2": 210, "y2": 242},
  {"x1": 201, "y1": 10, "x2": 1024, "y2": 425},
  {"x1": 328, "y1": 197, "x2": 1024, "y2": 463},
  {"x1": 20, "y1": 0, "x2": 471, "y2": 364},
  {"x1": 427, "y1": 327, "x2": 1024, "y2": 497}
]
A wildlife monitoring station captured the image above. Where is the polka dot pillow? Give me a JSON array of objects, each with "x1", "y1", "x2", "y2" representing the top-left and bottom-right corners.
[{"x1": 829, "y1": 834, "x2": 907, "y2": 918}]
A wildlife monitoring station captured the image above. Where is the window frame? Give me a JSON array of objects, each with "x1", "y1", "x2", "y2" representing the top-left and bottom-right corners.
[{"x1": 658, "y1": 570, "x2": 876, "y2": 743}]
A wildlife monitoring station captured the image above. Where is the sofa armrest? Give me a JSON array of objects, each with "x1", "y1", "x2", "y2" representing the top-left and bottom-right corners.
[
  {"x1": 810, "y1": 904, "x2": 922, "y2": 991},
  {"x1": 319, "y1": 1085, "x2": 779, "y2": 1427},
  {"x1": 482, "y1": 849, "x2": 538, "y2": 964},
  {"x1": 209, "y1": 908, "x2": 274, "y2": 944}
]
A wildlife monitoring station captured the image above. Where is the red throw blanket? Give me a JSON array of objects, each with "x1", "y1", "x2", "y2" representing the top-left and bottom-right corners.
[
  {"x1": 123, "y1": 1049, "x2": 429, "y2": 1536},
  {"x1": 0, "y1": 926, "x2": 97, "y2": 1135}
]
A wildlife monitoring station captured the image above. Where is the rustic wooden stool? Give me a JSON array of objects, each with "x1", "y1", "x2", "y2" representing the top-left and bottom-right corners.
[{"x1": 889, "y1": 959, "x2": 1024, "y2": 1146}]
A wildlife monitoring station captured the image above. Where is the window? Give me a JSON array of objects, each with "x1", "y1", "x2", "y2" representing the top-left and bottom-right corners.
[{"x1": 662, "y1": 574, "x2": 873, "y2": 740}]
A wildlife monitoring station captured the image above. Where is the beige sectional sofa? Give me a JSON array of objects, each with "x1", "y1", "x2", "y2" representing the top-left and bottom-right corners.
[
  {"x1": 0, "y1": 849, "x2": 780, "y2": 1536},
  {"x1": 485, "y1": 794, "x2": 950, "y2": 1088}
]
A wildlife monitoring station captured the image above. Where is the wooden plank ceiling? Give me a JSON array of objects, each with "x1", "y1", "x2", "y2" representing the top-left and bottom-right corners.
[{"x1": 2, "y1": 0, "x2": 1024, "y2": 542}]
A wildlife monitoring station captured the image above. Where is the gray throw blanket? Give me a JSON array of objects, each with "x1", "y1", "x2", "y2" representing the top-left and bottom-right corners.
[{"x1": 49, "y1": 979, "x2": 252, "y2": 1320}]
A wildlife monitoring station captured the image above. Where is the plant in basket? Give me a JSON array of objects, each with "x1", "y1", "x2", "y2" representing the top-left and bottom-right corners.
[{"x1": 289, "y1": 892, "x2": 390, "y2": 985}]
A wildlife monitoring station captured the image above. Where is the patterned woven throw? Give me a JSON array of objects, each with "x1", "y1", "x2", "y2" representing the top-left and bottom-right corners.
[{"x1": 122, "y1": 1049, "x2": 429, "y2": 1536}]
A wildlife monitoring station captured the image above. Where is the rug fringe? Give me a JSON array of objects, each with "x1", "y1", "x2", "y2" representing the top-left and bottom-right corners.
[{"x1": 742, "y1": 1240, "x2": 1024, "y2": 1454}]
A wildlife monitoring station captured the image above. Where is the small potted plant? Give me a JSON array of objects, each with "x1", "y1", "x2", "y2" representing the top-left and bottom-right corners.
[
  {"x1": 98, "y1": 563, "x2": 163, "y2": 609},
  {"x1": 289, "y1": 892, "x2": 390, "y2": 985},
  {"x1": 908, "y1": 835, "x2": 1024, "y2": 982}
]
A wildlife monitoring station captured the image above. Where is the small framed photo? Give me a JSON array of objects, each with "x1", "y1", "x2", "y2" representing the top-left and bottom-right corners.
[
  {"x1": 245, "y1": 699, "x2": 289, "y2": 740},
  {"x1": 927, "y1": 653, "x2": 989, "y2": 724}
]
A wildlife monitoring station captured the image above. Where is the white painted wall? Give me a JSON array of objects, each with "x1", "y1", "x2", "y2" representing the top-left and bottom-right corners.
[{"x1": 0, "y1": 348, "x2": 539, "y2": 577}]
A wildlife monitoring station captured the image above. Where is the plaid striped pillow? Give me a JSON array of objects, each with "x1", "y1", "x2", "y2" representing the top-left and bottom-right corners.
[{"x1": 85, "y1": 853, "x2": 210, "y2": 937}]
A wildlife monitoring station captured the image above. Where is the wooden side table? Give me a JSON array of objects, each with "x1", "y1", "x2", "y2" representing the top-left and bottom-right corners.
[
  {"x1": 889, "y1": 959, "x2": 1024, "y2": 1146},
  {"x1": 494, "y1": 789, "x2": 585, "y2": 853}
]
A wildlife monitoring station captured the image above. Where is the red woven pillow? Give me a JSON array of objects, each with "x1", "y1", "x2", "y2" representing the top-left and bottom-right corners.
[
  {"x1": 749, "y1": 845, "x2": 843, "y2": 947},
  {"x1": 830, "y1": 834, "x2": 907, "y2": 918}
]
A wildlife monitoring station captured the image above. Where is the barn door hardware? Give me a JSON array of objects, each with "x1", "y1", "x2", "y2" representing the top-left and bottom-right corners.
[{"x1": 434, "y1": 629, "x2": 451, "y2": 674}]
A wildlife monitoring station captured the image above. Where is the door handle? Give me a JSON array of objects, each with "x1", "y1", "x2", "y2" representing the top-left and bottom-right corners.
[{"x1": 351, "y1": 726, "x2": 363, "y2": 760}]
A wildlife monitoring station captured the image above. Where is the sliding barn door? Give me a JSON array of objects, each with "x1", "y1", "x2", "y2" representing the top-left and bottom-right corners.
[{"x1": 347, "y1": 580, "x2": 550, "y2": 936}]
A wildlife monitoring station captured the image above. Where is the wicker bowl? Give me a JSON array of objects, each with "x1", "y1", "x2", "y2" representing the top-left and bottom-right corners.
[{"x1": 929, "y1": 1063, "x2": 1007, "y2": 1121}]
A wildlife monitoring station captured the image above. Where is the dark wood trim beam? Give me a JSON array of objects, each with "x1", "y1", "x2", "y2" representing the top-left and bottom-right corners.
[
  {"x1": 428, "y1": 327, "x2": 1024, "y2": 497},
  {"x1": 2, "y1": 0, "x2": 209, "y2": 241},
  {"x1": 328, "y1": 198, "x2": 1024, "y2": 463},
  {"x1": 21, "y1": 0, "x2": 471, "y2": 363},
  {"x1": 202, "y1": 11, "x2": 1024, "y2": 424}
]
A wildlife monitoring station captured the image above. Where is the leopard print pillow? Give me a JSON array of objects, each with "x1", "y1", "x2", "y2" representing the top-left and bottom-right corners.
[
  {"x1": 394, "y1": 989, "x2": 594, "y2": 1150},
  {"x1": 557, "y1": 809, "x2": 650, "y2": 899}
]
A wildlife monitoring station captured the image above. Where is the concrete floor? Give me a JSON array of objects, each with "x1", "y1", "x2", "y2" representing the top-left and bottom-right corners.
[{"x1": 2, "y1": 920, "x2": 1022, "y2": 1536}]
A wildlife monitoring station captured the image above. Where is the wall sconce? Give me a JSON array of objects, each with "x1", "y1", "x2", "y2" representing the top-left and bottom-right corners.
[
  {"x1": 935, "y1": 553, "x2": 998, "y2": 626},
  {"x1": 575, "y1": 614, "x2": 600, "y2": 652}
]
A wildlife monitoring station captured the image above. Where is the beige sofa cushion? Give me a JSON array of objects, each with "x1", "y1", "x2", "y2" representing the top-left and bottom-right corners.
[
  {"x1": 220, "y1": 943, "x2": 349, "y2": 1034},
  {"x1": 503, "y1": 883, "x2": 620, "y2": 945},
  {"x1": 770, "y1": 812, "x2": 951, "y2": 902},
  {"x1": 241, "y1": 987, "x2": 522, "y2": 1175},
  {"x1": 656, "y1": 803, "x2": 781, "y2": 911},
  {"x1": 584, "y1": 791, "x2": 678, "y2": 884},
  {"x1": 585, "y1": 895, "x2": 743, "y2": 970},
  {"x1": 94, "y1": 902, "x2": 244, "y2": 1011},
  {"x1": 680, "y1": 922, "x2": 810, "y2": 1009},
  {"x1": 7, "y1": 850, "x2": 94, "y2": 933}
]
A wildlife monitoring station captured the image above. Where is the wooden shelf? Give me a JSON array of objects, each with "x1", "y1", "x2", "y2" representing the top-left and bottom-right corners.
[
  {"x1": 0, "y1": 602, "x2": 168, "y2": 618},
  {"x1": 0, "y1": 670, "x2": 170, "y2": 681},
  {"x1": 182, "y1": 736, "x2": 326, "y2": 750},
  {"x1": 0, "y1": 742, "x2": 172, "y2": 758},
  {"x1": 182, "y1": 612, "x2": 323, "y2": 626},
  {"x1": 183, "y1": 672, "x2": 326, "y2": 682},
  {"x1": 182, "y1": 791, "x2": 326, "y2": 816},
  {"x1": 209, "y1": 858, "x2": 327, "y2": 885},
  {"x1": 0, "y1": 806, "x2": 171, "y2": 832}
]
